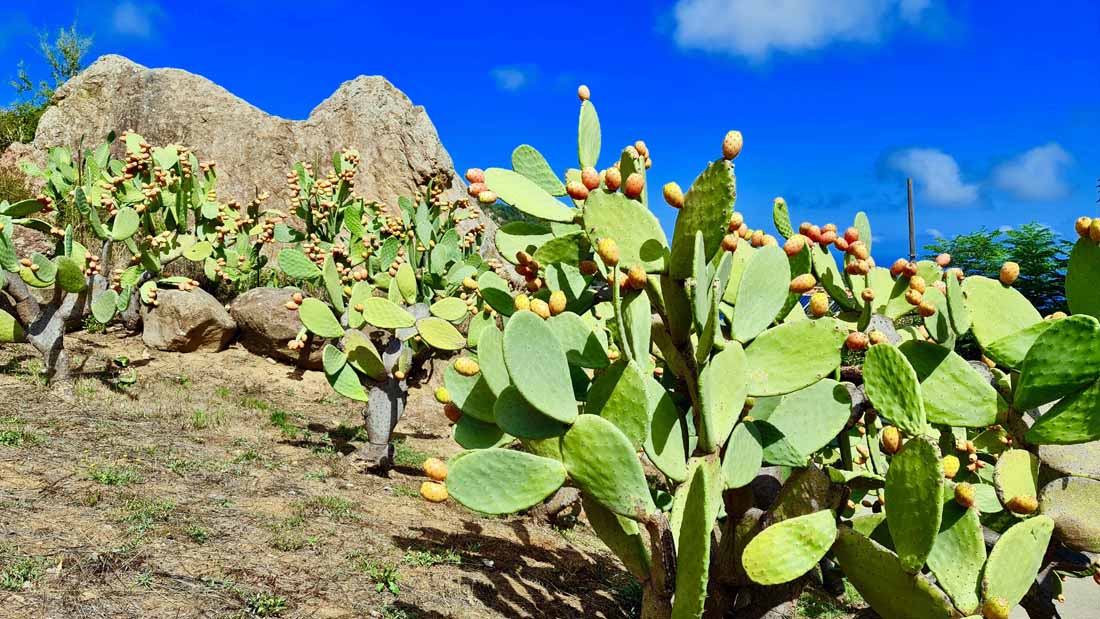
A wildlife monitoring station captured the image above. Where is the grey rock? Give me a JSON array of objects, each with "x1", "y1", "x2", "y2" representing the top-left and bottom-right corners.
[
  {"x1": 141, "y1": 288, "x2": 236, "y2": 352},
  {"x1": 228, "y1": 286, "x2": 322, "y2": 369}
]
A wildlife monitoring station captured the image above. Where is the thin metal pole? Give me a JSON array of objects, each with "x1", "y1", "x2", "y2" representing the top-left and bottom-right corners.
[{"x1": 907, "y1": 178, "x2": 915, "y2": 261}]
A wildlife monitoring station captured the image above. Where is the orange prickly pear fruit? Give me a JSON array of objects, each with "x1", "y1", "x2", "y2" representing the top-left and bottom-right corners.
[
  {"x1": 604, "y1": 167, "x2": 622, "y2": 191},
  {"x1": 935, "y1": 253, "x2": 951, "y2": 267},
  {"x1": 566, "y1": 180, "x2": 590, "y2": 201},
  {"x1": 728, "y1": 212, "x2": 744, "y2": 231},
  {"x1": 423, "y1": 457, "x2": 448, "y2": 481},
  {"x1": 1000, "y1": 261, "x2": 1020, "y2": 285},
  {"x1": 861, "y1": 288, "x2": 875, "y2": 302},
  {"x1": 581, "y1": 167, "x2": 600, "y2": 191},
  {"x1": 577, "y1": 84, "x2": 590, "y2": 101},
  {"x1": 784, "y1": 235, "x2": 806, "y2": 257},
  {"x1": 789, "y1": 274, "x2": 817, "y2": 294},
  {"x1": 465, "y1": 168, "x2": 485, "y2": 184},
  {"x1": 722, "y1": 130, "x2": 743, "y2": 160},
  {"x1": 721, "y1": 233, "x2": 739, "y2": 252},
  {"x1": 1006, "y1": 495, "x2": 1038, "y2": 515},
  {"x1": 420, "y1": 481, "x2": 448, "y2": 502},
  {"x1": 623, "y1": 173, "x2": 644, "y2": 199},
  {"x1": 845, "y1": 332, "x2": 869, "y2": 351},
  {"x1": 1075, "y1": 216, "x2": 1092, "y2": 238},
  {"x1": 530, "y1": 298, "x2": 551, "y2": 320},
  {"x1": 597, "y1": 238, "x2": 620, "y2": 267},
  {"x1": 881, "y1": 426, "x2": 902, "y2": 455},
  {"x1": 627, "y1": 265, "x2": 647, "y2": 290}
]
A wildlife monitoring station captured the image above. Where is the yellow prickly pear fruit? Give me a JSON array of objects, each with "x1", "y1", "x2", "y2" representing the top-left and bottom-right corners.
[
  {"x1": 434, "y1": 387, "x2": 451, "y2": 404},
  {"x1": 722, "y1": 130, "x2": 743, "y2": 160},
  {"x1": 597, "y1": 238, "x2": 620, "y2": 267},
  {"x1": 904, "y1": 288, "x2": 923, "y2": 306},
  {"x1": 662, "y1": 182, "x2": 684, "y2": 209},
  {"x1": 789, "y1": 273, "x2": 817, "y2": 294},
  {"x1": 530, "y1": 298, "x2": 551, "y2": 320},
  {"x1": 942, "y1": 455, "x2": 960, "y2": 479},
  {"x1": 728, "y1": 212, "x2": 744, "y2": 231},
  {"x1": 918, "y1": 300, "x2": 937, "y2": 317},
  {"x1": 981, "y1": 597, "x2": 1010, "y2": 619},
  {"x1": 808, "y1": 292, "x2": 829, "y2": 317},
  {"x1": 1006, "y1": 495, "x2": 1038, "y2": 515},
  {"x1": 548, "y1": 290, "x2": 567, "y2": 316},
  {"x1": 627, "y1": 265, "x2": 647, "y2": 290},
  {"x1": 999, "y1": 261, "x2": 1020, "y2": 285},
  {"x1": 721, "y1": 233, "x2": 739, "y2": 252},
  {"x1": 868, "y1": 330, "x2": 888, "y2": 345},
  {"x1": 462, "y1": 276, "x2": 478, "y2": 290},
  {"x1": 422, "y1": 457, "x2": 448, "y2": 482},
  {"x1": 908, "y1": 275, "x2": 926, "y2": 294},
  {"x1": 1075, "y1": 216, "x2": 1092, "y2": 238},
  {"x1": 454, "y1": 357, "x2": 480, "y2": 376},
  {"x1": 1090, "y1": 219, "x2": 1100, "y2": 243},
  {"x1": 514, "y1": 294, "x2": 531, "y2": 312},
  {"x1": 860, "y1": 288, "x2": 875, "y2": 302},
  {"x1": 420, "y1": 481, "x2": 448, "y2": 502},
  {"x1": 881, "y1": 426, "x2": 902, "y2": 455},
  {"x1": 954, "y1": 482, "x2": 976, "y2": 509}
]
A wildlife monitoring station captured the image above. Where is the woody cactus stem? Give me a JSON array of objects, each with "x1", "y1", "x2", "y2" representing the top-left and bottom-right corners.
[{"x1": 0, "y1": 276, "x2": 81, "y2": 381}]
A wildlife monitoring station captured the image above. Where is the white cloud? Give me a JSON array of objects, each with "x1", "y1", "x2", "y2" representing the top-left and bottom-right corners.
[
  {"x1": 925, "y1": 228, "x2": 943, "y2": 238},
  {"x1": 112, "y1": 2, "x2": 159, "y2": 38},
  {"x1": 672, "y1": 0, "x2": 931, "y2": 60},
  {"x1": 490, "y1": 66, "x2": 536, "y2": 92},
  {"x1": 998, "y1": 225, "x2": 1013, "y2": 233},
  {"x1": 991, "y1": 143, "x2": 1073, "y2": 202},
  {"x1": 889, "y1": 148, "x2": 979, "y2": 206}
]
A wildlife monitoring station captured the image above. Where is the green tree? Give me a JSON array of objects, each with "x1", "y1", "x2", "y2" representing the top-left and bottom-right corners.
[{"x1": 924, "y1": 223, "x2": 1070, "y2": 315}]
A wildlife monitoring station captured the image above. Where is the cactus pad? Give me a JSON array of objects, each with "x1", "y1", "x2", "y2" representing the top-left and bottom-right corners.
[
  {"x1": 762, "y1": 379, "x2": 852, "y2": 457},
  {"x1": 721, "y1": 422, "x2": 763, "y2": 489},
  {"x1": 744, "y1": 318, "x2": 845, "y2": 396},
  {"x1": 899, "y1": 341, "x2": 999, "y2": 427},
  {"x1": 643, "y1": 375, "x2": 689, "y2": 483},
  {"x1": 561, "y1": 414, "x2": 656, "y2": 518},
  {"x1": 298, "y1": 298, "x2": 344, "y2": 338},
  {"x1": 671, "y1": 456, "x2": 723, "y2": 619},
  {"x1": 361, "y1": 298, "x2": 415, "y2": 329},
  {"x1": 503, "y1": 311, "x2": 577, "y2": 424},
  {"x1": 578, "y1": 100, "x2": 601, "y2": 168},
  {"x1": 993, "y1": 449, "x2": 1039, "y2": 508},
  {"x1": 731, "y1": 245, "x2": 790, "y2": 343},
  {"x1": 493, "y1": 386, "x2": 567, "y2": 439},
  {"x1": 585, "y1": 359, "x2": 649, "y2": 449},
  {"x1": 743, "y1": 510, "x2": 838, "y2": 586},
  {"x1": 452, "y1": 415, "x2": 509, "y2": 450},
  {"x1": 583, "y1": 190, "x2": 668, "y2": 272},
  {"x1": 476, "y1": 325, "x2": 510, "y2": 397},
  {"x1": 581, "y1": 495, "x2": 651, "y2": 579},
  {"x1": 669, "y1": 160, "x2": 735, "y2": 279},
  {"x1": 926, "y1": 501, "x2": 985, "y2": 614},
  {"x1": 343, "y1": 330, "x2": 386, "y2": 380},
  {"x1": 980, "y1": 516, "x2": 1054, "y2": 611},
  {"x1": 963, "y1": 276, "x2": 1042, "y2": 349},
  {"x1": 547, "y1": 312, "x2": 610, "y2": 369},
  {"x1": 983, "y1": 319, "x2": 1053, "y2": 370},
  {"x1": 484, "y1": 168, "x2": 575, "y2": 223},
  {"x1": 512, "y1": 144, "x2": 566, "y2": 196},
  {"x1": 495, "y1": 222, "x2": 554, "y2": 264},
  {"x1": 885, "y1": 436, "x2": 944, "y2": 573},
  {"x1": 1066, "y1": 238, "x2": 1100, "y2": 319},
  {"x1": 448, "y1": 448, "x2": 567, "y2": 515},
  {"x1": 416, "y1": 317, "x2": 465, "y2": 350},
  {"x1": 430, "y1": 297, "x2": 468, "y2": 322},
  {"x1": 699, "y1": 342, "x2": 748, "y2": 451},
  {"x1": 445, "y1": 364, "x2": 496, "y2": 424},
  {"x1": 277, "y1": 248, "x2": 322, "y2": 281},
  {"x1": 1013, "y1": 314, "x2": 1100, "y2": 410},
  {"x1": 863, "y1": 344, "x2": 927, "y2": 435}
]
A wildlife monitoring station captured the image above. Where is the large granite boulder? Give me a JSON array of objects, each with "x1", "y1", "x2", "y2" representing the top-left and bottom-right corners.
[
  {"x1": 141, "y1": 288, "x2": 236, "y2": 352},
  {"x1": 229, "y1": 286, "x2": 323, "y2": 369}
]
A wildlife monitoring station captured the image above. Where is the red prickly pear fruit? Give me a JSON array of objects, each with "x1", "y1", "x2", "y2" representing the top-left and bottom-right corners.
[
  {"x1": 904, "y1": 288, "x2": 923, "y2": 306},
  {"x1": 918, "y1": 300, "x2": 937, "y2": 317},
  {"x1": 627, "y1": 264, "x2": 647, "y2": 290},
  {"x1": 1000, "y1": 261, "x2": 1020, "y2": 285},
  {"x1": 845, "y1": 331, "x2": 869, "y2": 351},
  {"x1": 822, "y1": 223, "x2": 837, "y2": 233},
  {"x1": 798, "y1": 221, "x2": 812, "y2": 235},
  {"x1": 579, "y1": 260, "x2": 598, "y2": 276},
  {"x1": 881, "y1": 426, "x2": 902, "y2": 455},
  {"x1": 477, "y1": 190, "x2": 497, "y2": 204},
  {"x1": 1074, "y1": 216, "x2": 1092, "y2": 238},
  {"x1": 784, "y1": 235, "x2": 806, "y2": 257},
  {"x1": 548, "y1": 290, "x2": 567, "y2": 316},
  {"x1": 819, "y1": 229, "x2": 838, "y2": 246},
  {"x1": 604, "y1": 167, "x2": 622, "y2": 191},
  {"x1": 806, "y1": 225, "x2": 822, "y2": 243},
  {"x1": 465, "y1": 168, "x2": 485, "y2": 184},
  {"x1": 566, "y1": 180, "x2": 590, "y2": 201},
  {"x1": 443, "y1": 402, "x2": 462, "y2": 423},
  {"x1": 722, "y1": 130, "x2": 743, "y2": 160},
  {"x1": 721, "y1": 233, "x2": 739, "y2": 252},
  {"x1": 578, "y1": 84, "x2": 591, "y2": 101},
  {"x1": 833, "y1": 237, "x2": 850, "y2": 252},
  {"x1": 728, "y1": 212, "x2": 745, "y2": 232},
  {"x1": 597, "y1": 238, "x2": 620, "y2": 267},
  {"x1": 844, "y1": 227, "x2": 860, "y2": 243},
  {"x1": 580, "y1": 167, "x2": 600, "y2": 190},
  {"x1": 662, "y1": 182, "x2": 684, "y2": 209},
  {"x1": 903, "y1": 261, "x2": 919, "y2": 278},
  {"x1": 908, "y1": 275, "x2": 927, "y2": 294},
  {"x1": 861, "y1": 288, "x2": 875, "y2": 302},
  {"x1": 789, "y1": 273, "x2": 817, "y2": 294},
  {"x1": 889, "y1": 258, "x2": 908, "y2": 277},
  {"x1": 1006, "y1": 495, "x2": 1038, "y2": 515},
  {"x1": 624, "y1": 173, "x2": 644, "y2": 199},
  {"x1": 954, "y1": 482, "x2": 976, "y2": 508},
  {"x1": 750, "y1": 229, "x2": 765, "y2": 248},
  {"x1": 808, "y1": 292, "x2": 829, "y2": 317},
  {"x1": 935, "y1": 253, "x2": 951, "y2": 267},
  {"x1": 467, "y1": 182, "x2": 486, "y2": 197}
]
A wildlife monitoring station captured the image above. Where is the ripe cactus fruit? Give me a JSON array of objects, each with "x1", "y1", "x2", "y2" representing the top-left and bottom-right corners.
[
  {"x1": 808, "y1": 292, "x2": 829, "y2": 317},
  {"x1": 577, "y1": 84, "x2": 590, "y2": 101},
  {"x1": 467, "y1": 181, "x2": 487, "y2": 197},
  {"x1": 955, "y1": 482, "x2": 976, "y2": 508},
  {"x1": 434, "y1": 387, "x2": 451, "y2": 404},
  {"x1": 981, "y1": 597, "x2": 1010, "y2": 619},
  {"x1": 729, "y1": 212, "x2": 744, "y2": 231},
  {"x1": 478, "y1": 190, "x2": 497, "y2": 204},
  {"x1": 514, "y1": 294, "x2": 531, "y2": 312},
  {"x1": 530, "y1": 298, "x2": 551, "y2": 319},
  {"x1": 722, "y1": 130, "x2": 743, "y2": 160},
  {"x1": 548, "y1": 290, "x2": 567, "y2": 315},
  {"x1": 604, "y1": 166, "x2": 622, "y2": 191},
  {"x1": 999, "y1": 261, "x2": 1020, "y2": 285},
  {"x1": 420, "y1": 480, "x2": 448, "y2": 502},
  {"x1": 843, "y1": 227, "x2": 860, "y2": 243},
  {"x1": 465, "y1": 168, "x2": 485, "y2": 184},
  {"x1": 443, "y1": 402, "x2": 462, "y2": 423},
  {"x1": 908, "y1": 275, "x2": 927, "y2": 294},
  {"x1": 579, "y1": 260, "x2": 598, "y2": 276},
  {"x1": 943, "y1": 455, "x2": 960, "y2": 479},
  {"x1": 1090, "y1": 219, "x2": 1100, "y2": 243},
  {"x1": 623, "y1": 173, "x2": 644, "y2": 199},
  {"x1": 721, "y1": 233, "x2": 739, "y2": 252},
  {"x1": 662, "y1": 182, "x2": 684, "y2": 208},
  {"x1": 860, "y1": 288, "x2": 875, "y2": 302},
  {"x1": 783, "y1": 235, "x2": 805, "y2": 257},
  {"x1": 462, "y1": 276, "x2": 478, "y2": 290},
  {"x1": 423, "y1": 457, "x2": 448, "y2": 481},
  {"x1": 789, "y1": 273, "x2": 817, "y2": 293},
  {"x1": 1006, "y1": 495, "x2": 1038, "y2": 515},
  {"x1": 1075, "y1": 216, "x2": 1092, "y2": 238},
  {"x1": 869, "y1": 330, "x2": 888, "y2": 345},
  {"x1": 918, "y1": 300, "x2": 937, "y2": 317},
  {"x1": 890, "y1": 258, "x2": 908, "y2": 277},
  {"x1": 881, "y1": 426, "x2": 901, "y2": 455},
  {"x1": 566, "y1": 180, "x2": 590, "y2": 201},
  {"x1": 581, "y1": 166, "x2": 600, "y2": 190},
  {"x1": 291, "y1": 292, "x2": 304, "y2": 304},
  {"x1": 905, "y1": 288, "x2": 923, "y2": 306},
  {"x1": 846, "y1": 331, "x2": 869, "y2": 351},
  {"x1": 935, "y1": 253, "x2": 951, "y2": 267},
  {"x1": 626, "y1": 264, "x2": 647, "y2": 289},
  {"x1": 597, "y1": 238, "x2": 620, "y2": 267},
  {"x1": 454, "y1": 357, "x2": 480, "y2": 376}
]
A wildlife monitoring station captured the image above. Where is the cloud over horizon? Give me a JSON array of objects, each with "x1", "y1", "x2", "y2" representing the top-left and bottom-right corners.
[
  {"x1": 991, "y1": 143, "x2": 1073, "y2": 202},
  {"x1": 111, "y1": 2, "x2": 160, "y2": 39},
  {"x1": 888, "y1": 147, "x2": 980, "y2": 206},
  {"x1": 490, "y1": 65, "x2": 536, "y2": 92}
]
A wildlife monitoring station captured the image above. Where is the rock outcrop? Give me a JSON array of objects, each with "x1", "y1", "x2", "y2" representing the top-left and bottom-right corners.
[
  {"x1": 229, "y1": 286, "x2": 323, "y2": 369},
  {"x1": 141, "y1": 288, "x2": 236, "y2": 352}
]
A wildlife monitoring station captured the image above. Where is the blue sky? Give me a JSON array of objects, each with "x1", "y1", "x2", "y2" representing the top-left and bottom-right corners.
[{"x1": 2, "y1": 1, "x2": 1098, "y2": 262}]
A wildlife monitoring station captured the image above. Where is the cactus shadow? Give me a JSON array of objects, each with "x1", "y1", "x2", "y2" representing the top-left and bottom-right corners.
[{"x1": 389, "y1": 523, "x2": 632, "y2": 618}]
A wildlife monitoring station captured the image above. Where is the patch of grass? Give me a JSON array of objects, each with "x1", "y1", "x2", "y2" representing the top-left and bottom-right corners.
[
  {"x1": 232, "y1": 448, "x2": 263, "y2": 464},
  {"x1": 390, "y1": 485, "x2": 419, "y2": 498},
  {"x1": 352, "y1": 556, "x2": 402, "y2": 595},
  {"x1": 215, "y1": 386, "x2": 232, "y2": 399},
  {"x1": 243, "y1": 590, "x2": 288, "y2": 617},
  {"x1": 120, "y1": 498, "x2": 175, "y2": 535},
  {"x1": 0, "y1": 429, "x2": 40, "y2": 447},
  {"x1": 81, "y1": 314, "x2": 107, "y2": 334},
  {"x1": 796, "y1": 581, "x2": 866, "y2": 619},
  {"x1": 86, "y1": 463, "x2": 141, "y2": 486},
  {"x1": 190, "y1": 408, "x2": 225, "y2": 430},
  {"x1": 297, "y1": 495, "x2": 356, "y2": 520},
  {"x1": 403, "y1": 547, "x2": 461, "y2": 568},
  {"x1": 186, "y1": 524, "x2": 210, "y2": 544},
  {"x1": 134, "y1": 570, "x2": 154, "y2": 588},
  {"x1": 392, "y1": 439, "x2": 431, "y2": 469},
  {"x1": 267, "y1": 408, "x2": 299, "y2": 439},
  {"x1": 0, "y1": 556, "x2": 44, "y2": 591},
  {"x1": 379, "y1": 605, "x2": 415, "y2": 619}
]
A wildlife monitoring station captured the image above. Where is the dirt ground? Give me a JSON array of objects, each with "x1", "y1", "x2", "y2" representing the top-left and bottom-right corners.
[{"x1": 0, "y1": 331, "x2": 645, "y2": 619}]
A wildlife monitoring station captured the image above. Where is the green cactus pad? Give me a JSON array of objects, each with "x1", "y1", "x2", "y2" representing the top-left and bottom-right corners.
[
  {"x1": 643, "y1": 375, "x2": 689, "y2": 483},
  {"x1": 484, "y1": 168, "x2": 575, "y2": 223},
  {"x1": 586, "y1": 359, "x2": 649, "y2": 449},
  {"x1": 1038, "y1": 476, "x2": 1100, "y2": 552},
  {"x1": 475, "y1": 325, "x2": 510, "y2": 397},
  {"x1": 343, "y1": 330, "x2": 386, "y2": 380},
  {"x1": 452, "y1": 415, "x2": 509, "y2": 450},
  {"x1": 561, "y1": 414, "x2": 656, "y2": 519},
  {"x1": 772, "y1": 197, "x2": 794, "y2": 239},
  {"x1": 495, "y1": 222, "x2": 554, "y2": 264},
  {"x1": 493, "y1": 386, "x2": 567, "y2": 439},
  {"x1": 0, "y1": 309, "x2": 24, "y2": 343},
  {"x1": 322, "y1": 344, "x2": 346, "y2": 376},
  {"x1": 326, "y1": 363, "x2": 368, "y2": 402},
  {"x1": 898, "y1": 341, "x2": 999, "y2": 427},
  {"x1": 743, "y1": 510, "x2": 838, "y2": 586},
  {"x1": 477, "y1": 271, "x2": 515, "y2": 317},
  {"x1": 110, "y1": 206, "x2": 140, "y2": 241},
  {"x1": 448, "y1": 448, "x2": 567, "y2": 515},
  {"x1": 812, "y1": 246, "x2": 857, "y2": 311},
  {"x1": 721, "y1": 243, "x2": 756, "y2": 306},
  {"x1": 885, "y1": 436, "x2": 944, "y2": 573},
  {"x1": 731, "y1": 245, "x2": 790, "y2": 343},
  {"x1": 394, "y1": 262, "x2": 415, "y2": 304},
  {"x1": 298, "y1": 298, "x2": 344, "y2": 339},
  {"x1": 583, "y1": 190, "x2": 668, "y2": 273},
  {"x1": 721, "y1": 422, "x2": 764, "y2": 488},
  {"x1": 503, "y1": 310, "x2": 577, "y2": 424},
  {"x1": 993, "y1": 448, "x2": 1039, "y2": 507},
  {"x1": 54, "y1": 256, "x2": 85, "y2": 293},
  {"x1": 512, "y1": 144, "x2": 566, "y2": 196},
  {"x1": 671, "y1": 456, "x2": 723, "y2": 619},
  {"x1": 323, "y1": 256, "x2": 346, "y2": 313},
  {"x1": 971, "y1": 483, "x2": 1003, "y2": 513},
  {"x1": 532, "y1": 231, "x2": 589, "y2": 266},
  {"x1": 429, "y1": 297, "x2": 468, "y2": 322},
  {"x1": 414, "y1": 317, "x2": 464, "y2": 350},
  {"x1": 926, "y1": 501, "x2": 985, "y2": 614},
  {"x1": 622, "y1": 290, "x2": 653, "y2": 371},
  {"x1": 863, "y1": 344, "x2": 927, "y2": 435},
  {"x1": 983, "y1": 319, "x2": 1054, "y2": 369},
  {"x1": 762, "y1": 379, "x2": 852, "y2": 457},
  {"x1": 90, "y1": 290, "x2": 119, "y2": 323},
  {"x1": 578, "y1": 100, "x2": 601, "y2": 168},
  {"x1": 361, "y1": 298, "x2": 415, "y2": 329},
  {"x1": 921, "y1": 287, "x2": 953, "y2": 343},
  {"x1": 1014, "y1": 314, "x2": 1100, "y2": 410},
  {"x1": 832, "y1": 528, "x2": 960, "y2": 619},
  {"x1": 981, "y1": 515, "x2": 1054, "y2": 611},
  {"x1": 963, "y1": 275, "x2": 1042, "y2": 349},
  {"x1": 744, "y1": 318, "x2": 845, "y2": 396},
  {"x1": 277, "y1": 248, "x2": 322, "y2": 281},
  {"x1": 669, "y1": 160, "x2": 735, "y2": 279},
  {"x1": 1066, "y1": 238, "x2": 1100, "y2": 319},
  {"x1": 699, "y1": 342, "x2": 748, "y2": 452},
  {"x1": 853, "y1": 211, "x2": 872, "y2": 254},
  {"x1": 547, "y1": 312, "x2": 610, "y2": 369},
  {"x1": 581, "y1": 495, "x2": 651, "y2": 579},
  {"x1": 444, "y1": 364, "x2": 496, "y2": 424},
  {"x1": 944, "y1": 272, "x2": 970, "y2": 335}
]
